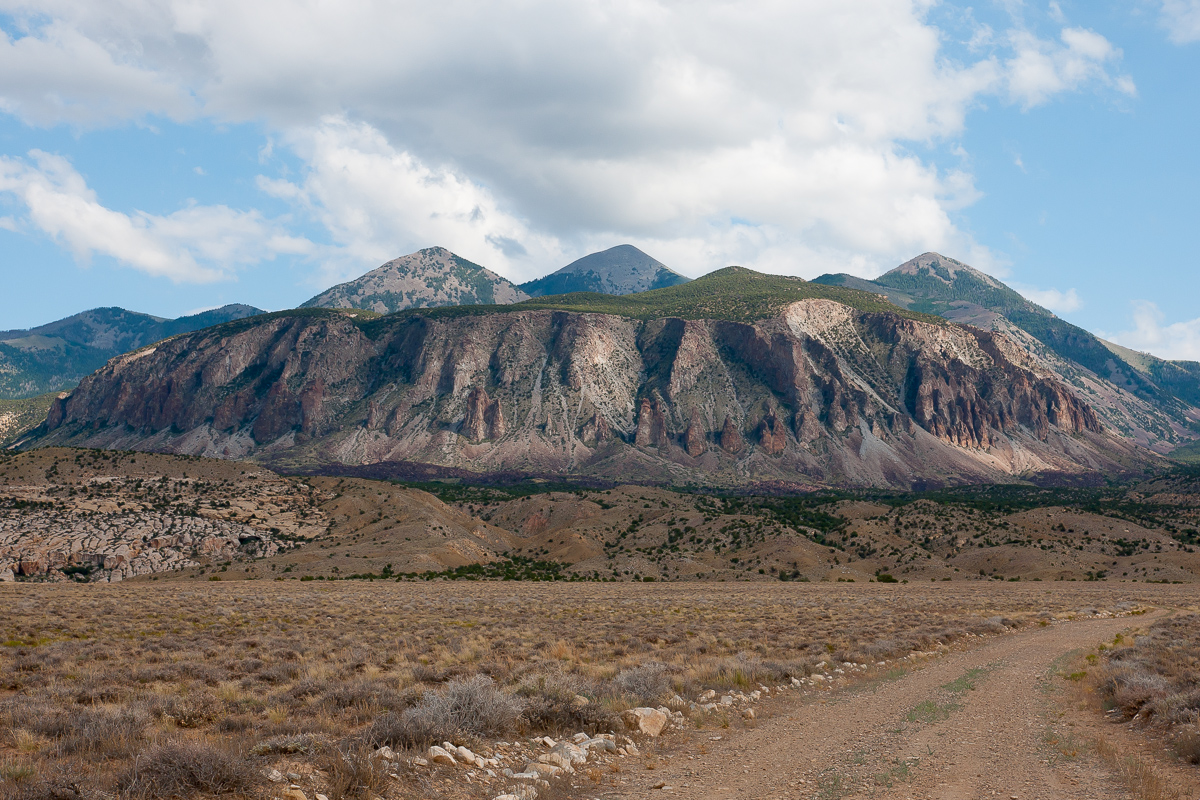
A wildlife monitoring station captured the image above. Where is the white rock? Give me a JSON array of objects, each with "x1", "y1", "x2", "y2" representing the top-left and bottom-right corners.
[
  {"x1": 626, "y1": 743, "x2": 641, "y2": 756},
  {"x1": 428, "y1": 745, "x2": 457, "y2": 766},
  {"x1": 584, "y1": 737, "x2": 617, "y2": 754},
  {"x1": 572, "y1": 733, "x2": 590, "y2": 744},
  {"x1": 411, "y1": 757, "x2": 429, "y2": 767},
  {"x1": 456, "y1": 745, "x2": 478, "y2": 766},
  {"x1": 265, "y1": 769, "x2": 285, "y2": 783},
  {"x1": 698, "y1": 689, "x2": 717, "y2": 702},
  {"x1": 523, "y1": 763, "x2": 563, "y2": 778},
  {"x1": 622, "y1": 707, "x2": 669, "y2": 737},
  {"x1": 742, "y1": 708, "x2": 756, "y2": 720},
  {"x1": 720, "y1": 695, "x2": 734, "y2": 706},
  {"x1": 373, "y1": 745, "x2": 396, "y2": 761}
]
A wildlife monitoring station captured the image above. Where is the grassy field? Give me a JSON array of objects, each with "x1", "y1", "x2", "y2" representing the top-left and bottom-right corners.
[{"x1": 0, "y1": 581, "x2": 1186, "y2": 800}]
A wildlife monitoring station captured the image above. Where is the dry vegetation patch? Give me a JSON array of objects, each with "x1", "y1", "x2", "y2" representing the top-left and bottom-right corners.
[
  {"x1": 0, "y1": 581, "x2": 1185, "y2": 799},
  {"x1": 1094, "y1": 612, "x2": 1200, "y2": 763}
]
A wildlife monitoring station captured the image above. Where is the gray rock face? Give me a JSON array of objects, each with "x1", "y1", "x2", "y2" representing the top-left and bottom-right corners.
[
  {"x1": 302, "y1": 247, "x2": 528, "y2": 313},
  {"x1": 519, "y1": 245, "x2": 689, "y2": 297},
  {"x1": 0, "y1": 473, "x2": 323, "y2": 582},
  {"x1": 29, "y1": 297, "x2": 1143, "y2": 490}
]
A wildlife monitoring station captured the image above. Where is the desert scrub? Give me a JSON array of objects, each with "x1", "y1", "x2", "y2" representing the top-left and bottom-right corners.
[
  {"x1": 0, "y1": 580, "x2": 1180, "y2": 798},
  {"x1": 1095, "y1": 613, "x2": 1200, "y2": 761},
  {"x1": 117, "y1": 741, "x2": 259, "y2": 799}
]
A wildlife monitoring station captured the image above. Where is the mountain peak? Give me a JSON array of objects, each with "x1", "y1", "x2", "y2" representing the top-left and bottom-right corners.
[
  {"x1": 520, "y1": 244, "x2": 689, "y2": 297},
  {"x1": 884, "y1": 252, "x2": 1006, "y2": 289},
  {"x1": 302, "y1": 247, "x2": 529, "y2": 313}
]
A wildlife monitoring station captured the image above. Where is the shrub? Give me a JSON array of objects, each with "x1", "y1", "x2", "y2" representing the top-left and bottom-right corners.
[
  {"x1": 368, "y1": 675, "x2": 522, "y2": 748},
  {"x1": 3, "y1": 767, "x2": 92, "y2": 800},
  {"x1": 118, "y1": 741, "x2": 258, "y2": 799},
  {"x1": 614, "y1": 664, "x2": 670, "y2": 704},
  {"x1": 316, "y1": 743, "x2": 389, "y2": 800}
]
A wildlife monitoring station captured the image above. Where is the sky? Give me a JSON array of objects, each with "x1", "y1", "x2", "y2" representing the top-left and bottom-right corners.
[{"x1": 0, "y1": 0, "x2": 1198, "y2": 360}]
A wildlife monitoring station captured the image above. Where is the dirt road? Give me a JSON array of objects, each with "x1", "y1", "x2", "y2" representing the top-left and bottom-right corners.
[{"x1": 611, "y1": 616, "x2": 1194, "y2": 800}]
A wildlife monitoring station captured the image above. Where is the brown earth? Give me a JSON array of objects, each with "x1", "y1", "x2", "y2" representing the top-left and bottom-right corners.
[{"x1": 609, "y1": 613, "x2": 1198, "y2": 800}]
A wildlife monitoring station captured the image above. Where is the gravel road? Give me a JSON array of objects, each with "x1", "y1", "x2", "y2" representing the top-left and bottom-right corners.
[{"x1": 611, "y1": 616, "x2": 1194, "y2": 800}]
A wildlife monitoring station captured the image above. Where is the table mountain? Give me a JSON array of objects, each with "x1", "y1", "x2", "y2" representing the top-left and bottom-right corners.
[
  {"x1": 24, "y1": 268, "x2": 1151, "y2": 490},
  {"x1": 519, "y1": 244, "x2": 689, "y2": 297},
  {"x1": 813, "y1": 253, "x2": 1200, "y2": 454},
  {"x1": 302, "y1": 246, "x2": 529, "y2": 313},
  {"x1": 0, "y1": 304, "x2": 263, "y2": 400}
]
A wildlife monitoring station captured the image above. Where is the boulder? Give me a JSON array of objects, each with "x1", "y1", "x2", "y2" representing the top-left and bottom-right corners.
[
  {"x1": 621, "y1": 707, "x2": 668, "y2": 737},
  {"x1": 428, "y1": 745, "x2": 457, "y2": 766}
]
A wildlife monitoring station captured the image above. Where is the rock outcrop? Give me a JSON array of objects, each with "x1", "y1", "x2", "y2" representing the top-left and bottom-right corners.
[
  {"x1": 684, "y1": 410, "x2": 707, "y2": 457},
  {"x1": 27, "y1": 297, "x2": 1140, "y2": 489}
]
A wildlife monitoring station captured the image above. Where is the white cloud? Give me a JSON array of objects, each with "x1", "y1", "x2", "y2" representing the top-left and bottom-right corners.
[
  {"x1": 0, "y1": 1, "x2": 1140, "y2": 281},
  {"x1": 1011, "y1": 283, "x2": 1082, "y2": 313},
  {"x1": 257, "y1": 117, "x2": 564, "y2": 285},
  {"x1": 1161, "y1": 0, "x2": 1200, "y2": 44},
  {"x1": 0, "y1": 150, "x2": 312, "y2": 282},
  {"x1": 1004, "y1": 27, "x2": 1134, "y2": 108},
  {"x1": 0, "y1": 19, "x2": 193, "y2": 125},
  {"x1": 1105, "y1": 301, "x2": 1200, "y2": 361}
]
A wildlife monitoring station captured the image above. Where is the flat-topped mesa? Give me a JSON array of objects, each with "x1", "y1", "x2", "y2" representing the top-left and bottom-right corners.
[{"x1": 29, "y1": 285, "x2": 1129, "y2": 489}]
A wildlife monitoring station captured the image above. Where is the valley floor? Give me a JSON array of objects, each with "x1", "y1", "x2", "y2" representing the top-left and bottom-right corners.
[{"x1": 0, "y1": 582, "x2": 1196, "y2": 800}]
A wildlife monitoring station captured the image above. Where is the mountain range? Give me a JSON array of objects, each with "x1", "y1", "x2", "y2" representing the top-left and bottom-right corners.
[
  {"x1": 0, "y1": 304, "x2": 263, "y2": 399},
  {"x1": 10, "y1": 247, "x2": 1200, "y2": 491}
]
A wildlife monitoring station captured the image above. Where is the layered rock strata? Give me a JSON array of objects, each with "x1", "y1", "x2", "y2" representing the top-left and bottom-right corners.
[{"x1": 29, "y1": 299, "x2": 1140, "y2": 488}]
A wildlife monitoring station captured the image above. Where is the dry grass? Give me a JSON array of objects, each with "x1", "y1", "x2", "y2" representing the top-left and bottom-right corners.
[
  {"x1": 1094, "y1": 613, "x2": 1200, "y2": 763},
  {"x1": 0, "y1": 581, "x2": 1184, "y2": 799}
]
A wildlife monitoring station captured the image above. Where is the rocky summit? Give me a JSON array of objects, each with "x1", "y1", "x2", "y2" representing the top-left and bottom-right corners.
[
  {"x1": 24, "y1": 268, "x2": 1154, "y2": 489},
  {"x1": 519, "y1": 244, "x2": 689, "y2": 297},
  {"x1": 301, "y1": 246, "x2": 529, "y2": 313}
]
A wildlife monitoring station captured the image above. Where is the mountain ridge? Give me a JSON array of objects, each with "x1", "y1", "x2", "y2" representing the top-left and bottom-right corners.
[
  {"x1": 301, "y1": 246, "x2": 529, "y2": 313},
  {"x1": 23, "y1": 266, "x2": 1153, "y2": 491},
  {"x1": 0, "y1": 304, "x2": 264, "y2": 400},
  {"x1": 813, "y1": 252, "x2": 1200, "y2": 453},
  {"x1": 519, "y1": 244, "x2": 689, "y2": 297}
]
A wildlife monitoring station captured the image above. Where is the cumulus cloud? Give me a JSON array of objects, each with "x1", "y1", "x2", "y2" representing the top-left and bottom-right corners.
[
  {"x1": 1105, "y1": 301, "x2": 1200, "y2": 362},
  {"x1": 1011, "y1": 283, "x2": 1083, "y2": 314},
  {"x1": 0, "y1": 19, "x2": 193, "y2": 125},
  {"x1": 1161, "y1": 1, "x2": 1200, "y2": 44},
  {"x1": 257, "y1": 117, "x2": 563, "y2": 285},
  {"x1": 0, "y1": 1, "x2": 1139, "y2": 279},
  {"x1": 0, "y1": 150, "x2": 312, "y2": 282},
  {"x1": 1004, "y1": 27, "x2": 1135, "y2": 108}
]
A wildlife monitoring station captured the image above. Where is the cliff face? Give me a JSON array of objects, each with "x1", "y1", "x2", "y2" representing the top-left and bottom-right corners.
[{"x1": 30, "y1": 299, "x2": 1142, "y2": 489}]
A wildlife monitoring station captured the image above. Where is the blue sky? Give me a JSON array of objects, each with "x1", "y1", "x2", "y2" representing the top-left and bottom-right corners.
[{"x1": 1, "y1": 1, "x2": 1198, "y2": 360}]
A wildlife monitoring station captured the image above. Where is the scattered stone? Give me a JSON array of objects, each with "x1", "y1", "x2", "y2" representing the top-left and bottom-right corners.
[
  {"x1": 265, "y1": 769, "x2": 285, "y2": 783},
  {"x1": 411, "y1": 757, "x2": 429, "y2": 767},
  {"x1": 428, "y1": 745, "x2": 457, "y2": 766},
  {"x1": 622, "y1": 707, "x2": 668, "y2": 737},
  {"x1": 698, "y1": 689, "x2": 717, "y2": 702}
]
